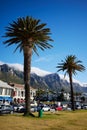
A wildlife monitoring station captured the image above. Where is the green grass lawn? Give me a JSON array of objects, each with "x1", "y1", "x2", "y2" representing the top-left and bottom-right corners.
[{"x1": 0, "y1": 110, "x2": 87, "y2": 130}]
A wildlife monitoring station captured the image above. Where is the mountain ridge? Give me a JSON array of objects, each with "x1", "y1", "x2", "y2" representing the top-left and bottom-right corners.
[{"x1": 0, "y1": 63, "x2": 87, "y2": 93}]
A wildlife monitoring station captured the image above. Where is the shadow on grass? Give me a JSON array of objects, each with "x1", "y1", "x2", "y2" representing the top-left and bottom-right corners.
[{"x1": 9, "y1": 111, "x2": 64, "y2": 120}]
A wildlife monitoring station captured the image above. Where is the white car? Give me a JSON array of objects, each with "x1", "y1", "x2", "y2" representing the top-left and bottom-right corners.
[
  {"x1": 66, "y1": 107, "x2": 72, "y2": 111},
  {"x1": 83, "y1": 105, "x2": 87, "y2": 109},
  {"x1": 31, "y1": 106, "x2": 37, "y2": 112},
  {"x1": 76, "y1": 105, "x2": 81, "y2": 110},
  {"x1": 42, "y1": 106, "x2": 50, "y2": 111}
]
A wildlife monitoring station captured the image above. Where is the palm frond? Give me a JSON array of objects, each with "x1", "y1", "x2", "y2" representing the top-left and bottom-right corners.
[
  {"x1": 56, "y1": 55, "x2": 85, "y2": 77},
  {"x1": 3, "y1": 16, "x2": 53, "y2": 53}
]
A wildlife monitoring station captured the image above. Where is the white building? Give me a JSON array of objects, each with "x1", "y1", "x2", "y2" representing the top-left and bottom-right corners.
[
  {"x1": 0, "y1": 80, "x2": 13, "y2": 103},
  {"x1": 9, "y1": 83, "x2": 25, "y2": 103},
  {"x1": 0, "y1": 80, "x2": 37, "y2": 104},
  {"x1": 64, "y1": 93, "x2": 70, "y2": 101},
  {"x1": 9, "y1": 83, "x2": 37, "y2": 103}
]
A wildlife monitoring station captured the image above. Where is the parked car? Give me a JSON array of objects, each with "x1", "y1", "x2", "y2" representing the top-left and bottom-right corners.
[
  {"x1": 17, "y1": 104, "x2": 24, "y2": 112},
  {"x1": 18, "y1": 107, "x2": 25, "y2": 113},
  {"x1": 75, "y1": 105, "x2": 81, "y2": 110},
  {"x1": 0, "y1": 104, "x2": 14, "y2": 114},
  {"x1": 37, "y1": 105, "x2": 50, "y2": 112},
  {"x1": 18, "y1": 106, "x2": 37, "y2": 113},
  {"x1": 42, "y1": 106, "x2": 50, "y2": 111},
  {"x1": 83, "y1": 105, "x2": 87, "y2": 109},
  {"x1": 31, "y1": 106, "x2": 37, "y2": 112},
  {"x1": 13, "y1": 104, "x2": 19, "y2": 112},
  {"x1": 55, "y1": 106, "x2": 62, "y2": 111},
  {"x1": 66, "y1": 107, "x2": 72, "y2": 111}
]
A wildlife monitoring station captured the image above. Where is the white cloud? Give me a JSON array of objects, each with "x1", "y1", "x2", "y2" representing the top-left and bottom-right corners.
[
  {"x1": 34, "y1": 57, "x2": 49, "y2": 63},
  {"x1": 0, "y1": 60, "x2": 51, "y2": 76},
  {"x1": 8, "y1": 63, "x2": 23, "y2": 71},
  {"x1": 0, "y1": 60, "x2": 85, "y2": 85},
  {"x1": 0, "y1": 61, "x2": 4, "y2": 65},
  {"x1": 0, "y1": 61, "x2": 23, "y2": 71},
  {"x1": 31, "y1": 67, "x2": 51, "y2": 76},
  {"x1": 59, "y1": 74, "x2": 83, "y2": 86}
]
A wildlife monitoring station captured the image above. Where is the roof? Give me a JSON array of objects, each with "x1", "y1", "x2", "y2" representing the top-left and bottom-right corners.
[
  {"x1": 0, "y1": 80, "x2": 13, "y2": 89},
  {"x1": 6, "y1": 82, "x2": 37, "y2": 91},
  {"x1": 14, "y1": 83, "x2": 24, "y2": 89}
]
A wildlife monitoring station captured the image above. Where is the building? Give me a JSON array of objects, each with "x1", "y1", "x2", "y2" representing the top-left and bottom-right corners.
[
  {"x1": 9, "y1": 83, "x2": 37, "y2": 103},
  {"x1": 9, "y1": 83, "x2": 25, "y2": 103},
  {"x1": 0, "y1": 80, "x2": 37, "y2": 104},
  {"x1": 63, "y1": 93, "x2": 70, "y2": 101},
  {"x1": 0, "y1": 80, "x2": 13, "y2": 103}
]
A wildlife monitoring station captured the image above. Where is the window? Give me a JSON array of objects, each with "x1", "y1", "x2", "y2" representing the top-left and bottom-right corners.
[
  {"x1": 30, "y1": 90, "x2": 33, "y2": 96},
  {"x1": 21, "y1": 91, "x2": 23, "y2": 97},
  {"x1": 18, "y1": 91, "x2": 20, "y2": 96},
  {"x1": 5, "y1": 89, "x2": 8, "y2": 95},
  {"x1": 8, "y1": 89, "x2": 12, "y2": 96},
  {"x1": 0, "y1": 88, "x2": 3, "y2": 95}
]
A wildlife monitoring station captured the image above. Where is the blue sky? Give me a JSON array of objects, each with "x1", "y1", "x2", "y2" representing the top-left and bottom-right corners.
[{"x1": 0, "y1": 0, "x2": 87, "y2": 83}]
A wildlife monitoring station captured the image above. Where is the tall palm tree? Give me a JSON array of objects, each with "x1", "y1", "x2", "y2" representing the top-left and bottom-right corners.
[
  {"x1": 56, "y1": 55, "x2": 85, "y2": 111},
  {"x1": 3, "y1": 16, "x2": 53, "y2": 116}
]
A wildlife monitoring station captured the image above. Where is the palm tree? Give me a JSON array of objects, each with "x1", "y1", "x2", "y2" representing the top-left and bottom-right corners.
[
  {"x1": 56, "y1": 55, "x2": 85, "y2": 111},
  {"x1": 3, "y1": 16, "x2": 53, "y2": 116}
]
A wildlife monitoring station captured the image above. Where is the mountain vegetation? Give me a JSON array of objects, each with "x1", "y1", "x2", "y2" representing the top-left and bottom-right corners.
[
  {"x1": 0, "y1": 64, "x2": 87, "y2": 93},
  {"x1": 0, "y1": 64, "x2": 24, "y2": 84}
]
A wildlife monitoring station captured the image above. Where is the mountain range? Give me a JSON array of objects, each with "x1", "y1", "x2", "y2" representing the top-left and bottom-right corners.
[{"x1": 0, "y1": 63, "x2": 87, "y2": 93}]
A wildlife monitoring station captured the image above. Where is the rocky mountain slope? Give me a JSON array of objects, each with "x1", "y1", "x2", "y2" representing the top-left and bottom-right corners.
[{"x1": 0, "y1": 64, "x2": 87, "y2": 93}]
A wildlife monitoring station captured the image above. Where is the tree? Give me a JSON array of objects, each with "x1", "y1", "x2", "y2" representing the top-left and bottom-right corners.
[
  {"x1": 56, "y1": 55, "x2": 85, "y2": 111},
  {"x1": 3, "y1": 16, "x2": 53, "y2": 116},
  {"x1": 81, "y1": 96, "x2": 85, "y2": 103}
]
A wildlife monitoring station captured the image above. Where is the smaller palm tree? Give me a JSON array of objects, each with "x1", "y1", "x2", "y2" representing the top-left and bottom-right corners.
[{"x1": 56, "y1": 55, "x2": 85, "y2": 111}]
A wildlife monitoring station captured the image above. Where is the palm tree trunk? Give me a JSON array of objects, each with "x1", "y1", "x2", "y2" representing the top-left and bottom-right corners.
[
  {"x1": 23, "y1": 46, "x2": 32, "y2": 116},
  {"x1": 69, "y1": 72, "x2": 75, "y2": 111}
]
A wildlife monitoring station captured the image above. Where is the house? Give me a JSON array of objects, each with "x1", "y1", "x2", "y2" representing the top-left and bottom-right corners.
[
  {"x1": 9, "y1": 83, "x2": 37, "y2": 103},
  {"x1": 63, "y1": 93, "x2": 70, "y2": 101},
  {"x1": 0, "y1": 80, "x2": 13, "y2": 103},
  {"x1": 0, "y1": 80, "x2": 37, "y2": 104},
  {"x1": 9, "y1": 83, "x2": 25, "y2": 103}
]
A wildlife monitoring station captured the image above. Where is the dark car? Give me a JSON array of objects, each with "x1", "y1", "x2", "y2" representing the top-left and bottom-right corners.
[{"x1": 0, "y1": 104, "x2": 14, "y2": 114}]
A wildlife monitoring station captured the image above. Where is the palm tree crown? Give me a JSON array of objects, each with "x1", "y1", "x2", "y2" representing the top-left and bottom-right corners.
[
  {"x1": 3, "y1": 16, "x2": 53, "y2": 54},
  {"x1": 57, "y1": 55, "x2": 85, "y2": 77}
]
